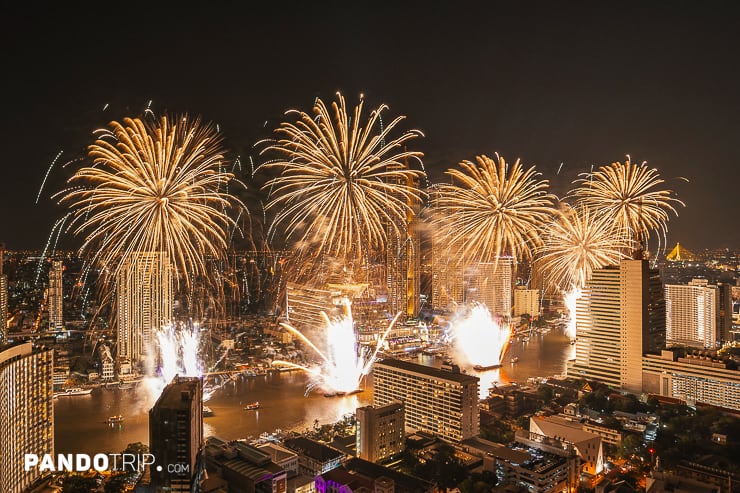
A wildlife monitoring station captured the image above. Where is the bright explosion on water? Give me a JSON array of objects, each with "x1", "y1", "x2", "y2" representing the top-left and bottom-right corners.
[
  {"x1": 273, "y1": 301, "x2": 401, "y2": 395},
  {"x1": 144, "y1": 323, "x2": 207, "y2": 404},
  {"x1": 448, "y1": 303, "x2": 511, "y2": 368}
]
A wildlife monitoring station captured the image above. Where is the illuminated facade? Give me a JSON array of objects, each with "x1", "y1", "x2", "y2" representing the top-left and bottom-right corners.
[
  {"x1": 150, "y1": 376, "x2": 203, "y2": 492},
  {"x1": 386, "y1": 169, "x2": 421, "y2": 320},
  {"x1": 665, "y1": 279, "x2": 718, "y2": 348},
  {"x1": 513, "y1": 287, "x2": 540, "y2": 317},
  {"x1": 429, "y1": 185, "x2": 463, "y2": 310},
  {"x1": 285, "y1": 283, "x2": 348, "y2": 331},
  {"x1": 356, "y1": 402, "x2": 405, "y2": 462},
  {"x1": 373, "y1": 359, "x2": 479, "y2": 442},
  {"x1": 0, "y1": 342, "x2": 54, "y2": 493},
  {"x1": 116, "y1": 252, "x2": 173, "y2": 365},
  {"x1": 48, "y1": 259, "x2": 63, "y2": 330},
  {"x1": 568, "y1": 259, "x2": 665, "y2": 393},
  {"x1": 643, "y1": 350, "x2": 740, "y2": 411},
  {"x1": 0, "y1": 245, "x2": 6, "y2": 344},
  {"x1": 466, "y1": 259, "x2": 513, "y2": 317},
  {"x1": 430, "y1": 241, "x2": 464, "y2": 310}
]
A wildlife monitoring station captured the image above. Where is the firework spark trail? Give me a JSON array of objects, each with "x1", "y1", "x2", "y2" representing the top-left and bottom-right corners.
[
  {"x1": 275, "y1": 304, "x2": 402, "y2": 395},
  {"x1": 35, "y1": 213, "x2": 71, "y2": 284},
  {"x1": 58, "y1": 114, "x2": 245, "y2": 289},
  {"x1": 448, "y1": 303, "x2": 511, "y2": 369},
  {"x1": 570, "y1": 156, "x2": 684, "y2": 251},
  {"x1": 36, "y1": 150, "x2": 64, "y2": 204},
  {"x1": 431, "y1": 153, "x2": 555, "y2": 266},
  {"x1": 258, "y1": 92, "x2": 426, "y2": 261}
]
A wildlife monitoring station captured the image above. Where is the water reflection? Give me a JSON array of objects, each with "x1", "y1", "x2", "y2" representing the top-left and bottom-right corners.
[{"x1": 55, "y1": 330, "x2": 574, "y2": 455}]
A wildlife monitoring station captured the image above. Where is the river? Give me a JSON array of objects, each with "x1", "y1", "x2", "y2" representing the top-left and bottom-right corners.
[{"x1": 54, "y1": 330, "x2": 575, "y2": 455}]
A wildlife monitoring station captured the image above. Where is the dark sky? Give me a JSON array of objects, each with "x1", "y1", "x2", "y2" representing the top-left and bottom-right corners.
[{"x1": 1, "y1": 1, "x2": 738, "y2": 250}]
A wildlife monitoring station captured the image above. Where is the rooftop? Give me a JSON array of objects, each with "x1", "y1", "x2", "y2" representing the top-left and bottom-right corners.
[
  {"x1": 153, "y1": 376, "x2": 201, "y2": 409},
  {"x1": 284, "y1": 437, "x2": 344, "y2": 462},
  {"x1": 374, "y1": 359, "x2": 480, "y2": 385}
]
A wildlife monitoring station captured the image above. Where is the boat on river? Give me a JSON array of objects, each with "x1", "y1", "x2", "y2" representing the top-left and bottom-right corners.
[
  {"x1": 244, "y1": 402, "x2": 261, "y2": 410},
  {"x1": 55, "y1": 387, "x2": 93, "y2": 397}
]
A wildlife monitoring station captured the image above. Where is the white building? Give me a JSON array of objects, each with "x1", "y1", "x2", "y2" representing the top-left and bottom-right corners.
[
  {"x1": 665, "y1": 279, "x2": 719, "y2": 348},
  {"x1": 568, "y1": 259, "x2": 665, "y2": 394},
  {"x1": 373, "y1": 359, "x2": 479, "y2": 442},
  {"x1": 529, "y1": 415, "x2": 604, "y2": 476}
]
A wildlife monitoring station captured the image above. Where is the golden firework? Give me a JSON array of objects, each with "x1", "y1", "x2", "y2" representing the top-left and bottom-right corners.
[
  {"x1": 60, "y1": 114, "x2": 243, "y2": 288},
  {"x1": 536, "y1": 203, "x2": 629, "y2": 291},
  {"x1": 260, "y1": 93, "x2": 425, "y2": 260},
  {"x1": 432, "y1": 153, "x2": 555, "y2": 265},
  {"x1": 571, "y1": 157, "x2": 684, "y2": 247}
]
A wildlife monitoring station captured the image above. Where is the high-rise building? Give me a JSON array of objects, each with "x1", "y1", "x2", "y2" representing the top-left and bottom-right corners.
[
  {"x1": 356, "y1": 402, "x2": 405, "y2": 462},
  {"x1": 466, "y1": 259, "x2": 513, "y2": 317},
  {"x1": 0, "y1": 244, "x2": 7, "y2": 345},
  {"x1": 150, "y1": 376, "x2": 203, "y2": 492},
  {"x1": 117, "y1": 252, "x2": 172, "y2": 366},
  {"x1": 373, "y1": 359, "x2": 479, "y2": 442},
  {"x1": 386, "y1": 170, "x2": 421, "y2": 320},
  {"x1": 665, "y1": 279, "x2": 719, "y2": 348},
  {"x1": 0, "y1": 342, "x2": 54, "y2": 493},
  {"x1": 430, "y1": 253, "x2": 464, "y2": 310},
  {"x1": 568, "y1": 259, "x2": 665, "y2": 394},
  {"x1": 717, "y1": 282, "x2": 732, "y2": 343},
  {"x1": 285, "y1": 282, "x2": 342, "y2": 331},
  {"x1": 48, "y1": 259, "x2": 63, "y2": 331},
  {"x1": 429, "y1": 186, "x2": 464, "y2": 311},
  {"x1": 513, "y1": 287, "x2": 540, "y2": 318}
]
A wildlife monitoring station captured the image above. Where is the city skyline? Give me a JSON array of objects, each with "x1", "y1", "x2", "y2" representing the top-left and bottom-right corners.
[{"x1": 2, "y1": 3, "x2": 740, "y2": 250}]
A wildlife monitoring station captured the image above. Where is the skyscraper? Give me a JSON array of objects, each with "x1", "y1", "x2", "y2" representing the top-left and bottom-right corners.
[
  {"x1": 0, "y1": 342, "x2": 54, "y2": 493},
  {"x1": 665, "y1": 279, "x2": 719, "y2": 348},
  {"x1": 117, "y1": 252, "x2": 172, "y2": 366},
  {"x1": 150, "y1": 376, "x2": 203, "y2": 492},
  {"x1": 373, "y1": 359, "x2": 479, "y2": 442},
  {"x1": 717, "y1": 282, "x2": 732, "y2": 343},
  {"x1": 0, "y1": 244, "x2": 7, "y2": 345},
  {"x1": 429, "y1": 185, "x2": 464, "y2": 311},
  {"x1": 48, "y1": 259, "x2": 63, "y2": 331},
  {"x1": 568, "y1": 259, "x2": 665, "y2": 394},
  {"x1": 386, "y1": 169, "x2": 421, "y2": 320},
  {"x1": 466, "y1": 259, "x2": 513, "y2": 317}
]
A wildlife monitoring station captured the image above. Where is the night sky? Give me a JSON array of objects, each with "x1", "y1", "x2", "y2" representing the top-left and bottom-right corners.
[{"x1": 2, "y1": 2, "x2": 738, "y2": 250}]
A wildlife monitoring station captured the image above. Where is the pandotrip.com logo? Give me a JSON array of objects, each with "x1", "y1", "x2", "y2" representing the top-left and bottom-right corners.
[{"x1": 25, "y1": 453, "x2": 155, "y2": 473}]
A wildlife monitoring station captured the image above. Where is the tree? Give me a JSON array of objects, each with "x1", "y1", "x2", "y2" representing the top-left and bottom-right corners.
[
  {"x1": 418, "y1": 444, "x2": 469, "y2": 492},
  {"x1": 617, "y1": 434, "x2": 642, "y2": 459},
  {"x1": 62, "y1": 476, "x2": 98, "y2": 493},
  {"x1": 104, "y1": 474, "x2": 128, "y2": 493}
]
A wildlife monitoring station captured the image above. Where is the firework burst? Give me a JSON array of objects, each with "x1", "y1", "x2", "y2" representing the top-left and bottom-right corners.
[
  {"x1": 570, "y1": 156, "x2": 684, "y2": 248},
  {"x1": 536, "y1": 204, "x2": 629, "y2": 292},
  {"x1": 431, "y1": 154, "x2": 555, "y2": 266},
  {"x1": 59, "y1": 114, "x2": 244, "y2": 288},
  {"x1": 259, "y1": 93, "x2": 425, "y2": 261}
]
